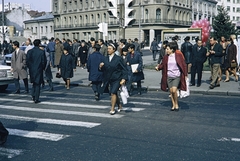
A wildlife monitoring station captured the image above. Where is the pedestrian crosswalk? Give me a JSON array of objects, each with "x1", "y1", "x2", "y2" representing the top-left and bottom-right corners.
[{"x1": 0, "y1": 92, "x2": 150, "y2": 158}]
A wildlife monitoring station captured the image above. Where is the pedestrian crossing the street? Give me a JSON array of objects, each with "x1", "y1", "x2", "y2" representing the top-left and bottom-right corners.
[{"x1": 0, "y1": 91, "x2": 150, "y2": 158}]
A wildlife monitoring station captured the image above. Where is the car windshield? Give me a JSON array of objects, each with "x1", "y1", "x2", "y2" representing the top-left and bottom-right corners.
[{"x1": 20, "y1": 46, "x2": 26, "y2": 51}]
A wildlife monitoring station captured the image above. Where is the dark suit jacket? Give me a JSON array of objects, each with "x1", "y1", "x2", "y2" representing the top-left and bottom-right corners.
[
  {"x1": 150, "y1": 40, "x2": 158, "y2": 51},
  {"x1": 87, "y1": 51, "x2": 105, "y2": 81},
  {"x1": 190, "y1": 45, "x2": 207, "y2": 64},
  {"x1": 27, "y1": 47, "x2": 47, "y2": 84},
  {"x1": 225, "y1": 43, "x2": 237, "y2": 67},
  {"x1": 208, "y1": 43, "x2": 223, "y2": 65},
  {"x1": 102, "y1": 54, "x2": 128, "y2": 82}
]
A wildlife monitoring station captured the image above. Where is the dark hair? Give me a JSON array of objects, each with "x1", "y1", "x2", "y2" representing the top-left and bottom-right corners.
[
  {"x1": 120, "y1": 39, "x2": 127, "y2": 45},
  {"x1": 93, "y1": 44, "x2": 101, "y2": 51},
  {"x1": 98, "y1": 39, "x2": 104, "y2": 44},
  {"x1": 33, "y1": 39, "x2": 41, "y2": 47},
  {"x1": 210, "y1": 36, "x2": 217, "y2": 41},
  {"x1": 90, "y1": 37, "x2": 95, "y2": 41},
  {"x1": 128, "y1": 44, "x2": 135, "y2": 50},
  {"x1": 184, "y1": 36, "x2": 190, "y2": 41},
  {"x1": 166, "y1": 42, "x2": 178, "y2": 53},
  {"x1": 134, "y1": 38, "x2": 138, "y2": 41},
  {"x1": 122, "y1": 47, "x2": 128, "y2": 52},
  {"x1": 13, "y1": 41, "x2": 19, "y2": 48},
  {"x1": 163, "y1": 40, "x2": 168, "y2": 45},
  {"x1": 51, "y1": 37, "x2": 54, "y2": 41}
]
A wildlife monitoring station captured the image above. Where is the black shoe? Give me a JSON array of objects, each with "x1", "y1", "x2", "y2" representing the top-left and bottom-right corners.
[
  {"x1": 95, "y1": 92, "x2": 99, "y2": 101},
  {"x1": 13, "y1": 90, "x2": 20, "y2": 94},
  {"x1": 0, "y1": 134, "x2": 8, "y2": 145},
  {"x1": 209, "y1": 85, "x2": 214, "y2": 89},
  {"x1": 197, "y1": 84, "x2": 201, "y2": 87},
  {"x1": 189, "y1": 84, "x2": 195, "y2": 86},
  {"x1": 170, "y1": 108, "x2": 175, "y2": 111},
  {"x1": 215, "y1": 84, "x2": 220, "y2": 87},
  {"x1": 34, "y1": 100, "x2": 41, "y2": 104},
  {"x1": 23, "y1": 90, "x2": 29, "y2": 94}
]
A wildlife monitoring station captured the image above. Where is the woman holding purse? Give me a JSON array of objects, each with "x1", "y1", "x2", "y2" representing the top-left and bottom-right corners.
[
  {"x1": 224, "y1": 38, "x2": 238, "y2": 82},
  {"x1": 157, "y1": 42, "x2": 187, "y2": 111},
  {"x1": 99, "y1": 43, "x2": 128, "y2": 115}
]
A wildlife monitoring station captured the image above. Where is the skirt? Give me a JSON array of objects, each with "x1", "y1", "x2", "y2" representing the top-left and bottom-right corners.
[{"x1": 167, "y1": 77, "x2": 180, "y2": 89}]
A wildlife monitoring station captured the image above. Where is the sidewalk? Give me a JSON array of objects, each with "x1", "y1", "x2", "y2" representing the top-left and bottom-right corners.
[{"x1": 51, "y1": 51, "x2": 240, "y2": 96}]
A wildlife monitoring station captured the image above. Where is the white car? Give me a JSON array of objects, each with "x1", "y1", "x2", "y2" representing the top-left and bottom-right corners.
[{"x1": 0, "y1": 65, "x2": 14, "y2": 91}]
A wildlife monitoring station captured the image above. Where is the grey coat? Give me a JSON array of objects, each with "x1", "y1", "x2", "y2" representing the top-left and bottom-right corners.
[
  {"x1": 44, "y1": 50, "x2": 53, "y2": 80},
  {"x1": 11, "y1": 49, "x2": 28, "y2": 79},
  {"x1": 72, "y1": 42, "x2": 80, "y2": 57},
  {"x1": 99, "y1": 45, "x2": 108, "y2": 56}
]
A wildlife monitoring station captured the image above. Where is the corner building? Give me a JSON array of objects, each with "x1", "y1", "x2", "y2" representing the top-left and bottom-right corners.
[{"x1": 52, "y1": 0, "x2": 192, "y2": 46}]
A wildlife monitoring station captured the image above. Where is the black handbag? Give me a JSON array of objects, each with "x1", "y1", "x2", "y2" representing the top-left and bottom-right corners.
[
  {"x1": 231, "y1": 62, "x2": 237, "y2": 68},
  {"x1": 56, "y1": 73, "x2": 61, "y2": 78}
]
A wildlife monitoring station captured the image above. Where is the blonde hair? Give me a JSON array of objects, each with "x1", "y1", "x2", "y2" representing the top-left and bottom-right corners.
[{"x1": 231, "y1": 34, "x2": 236, "y2": 39}]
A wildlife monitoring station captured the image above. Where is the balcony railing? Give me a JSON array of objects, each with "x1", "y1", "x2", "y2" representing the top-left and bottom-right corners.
[{"x1": 55, "y1": 19, "x2": 191, "y2": 29}]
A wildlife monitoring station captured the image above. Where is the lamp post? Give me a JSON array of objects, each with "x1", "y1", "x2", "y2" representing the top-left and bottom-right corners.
[{"x1": 2, "y1": 0, "x2": 5, "y2": 42}]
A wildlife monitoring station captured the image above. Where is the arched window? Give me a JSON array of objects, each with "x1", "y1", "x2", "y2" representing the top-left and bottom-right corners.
[
  {"x1": 156, "y1": 8, "x2": 161, "y2": 20},
  {"x1": 80, "y1": 15, "x2": 83, "y2": 26},
  {"x1": 85, "y1": 15, "x2": 88, "y2": 25},
  {"x1": 91, "y1": 14, "x2": 94, "y2": 24},
  {"x1": 97, "y1": 14, "x2": 100, "y2": 23},
  {"x1": 103, "y1": 13, "x2": 106, "y2": 22},
  {"x1": 145, "y1": 9, "x2": 149, "y2": 21}
]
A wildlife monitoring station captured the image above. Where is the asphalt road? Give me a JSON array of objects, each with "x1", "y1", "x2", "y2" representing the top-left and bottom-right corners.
[{"x1": 0, "y1": 84, "x2": 240, "y2": 161}]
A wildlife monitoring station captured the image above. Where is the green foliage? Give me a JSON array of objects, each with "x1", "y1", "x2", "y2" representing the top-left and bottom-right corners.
[{"x1": 212, "y1": 5, "x2": 239, "y2": 40}]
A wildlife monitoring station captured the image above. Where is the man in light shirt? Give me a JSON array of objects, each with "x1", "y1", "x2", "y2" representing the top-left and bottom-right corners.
[{"x1": 24, "y1": 39, "x2": 33, "y2": 54}]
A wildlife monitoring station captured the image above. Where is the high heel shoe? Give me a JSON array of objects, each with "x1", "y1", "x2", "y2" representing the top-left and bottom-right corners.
[
  {"x1": 224, "y1": 80, "x2": 230, "y2": 82},
  {"x1": 109, "y1": 110, "x2": 116, "y2": 115}
]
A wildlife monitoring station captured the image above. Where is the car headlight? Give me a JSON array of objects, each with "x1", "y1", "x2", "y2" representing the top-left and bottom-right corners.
[{"x1": 0, "y1": 70, "x2": 7, "y2": 78}]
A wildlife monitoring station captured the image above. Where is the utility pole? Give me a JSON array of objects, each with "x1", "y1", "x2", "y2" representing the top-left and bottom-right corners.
[
  {"x1": 138, "y1": 3, "x2": 141, "y2": 43},
  {"x1": 2, "y1": 0, "x2": 5, "y2": 43},
  {"x1": 118, "y1": 0, "x2": 125, "y2": 39}
]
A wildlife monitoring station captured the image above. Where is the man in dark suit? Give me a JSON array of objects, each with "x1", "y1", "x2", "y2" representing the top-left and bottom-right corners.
[
  {"x1": 98, "y1": 39, "x2": 108, "y2": 56},
  {"x1": 27, "y1": 39, "x2": 47, "y2": 103},
  {"x1": 87, "y1": 44, "x2": 105, "y2": 100},
  {"x1": 189, "y1": 39, "x2": 207, "y2": 87},
  {"x1": 11, "y1": 41, "x2": 29, "y2": 94},
  {"x1": 207, "y1": 37, "x2": 223, "y2": 89},
  {"x1": 0, "y1": 121, "x2": 8, "y2": 145},
  {"x1": 150, "y1": 38, "x2": 158, "y2": 61}
]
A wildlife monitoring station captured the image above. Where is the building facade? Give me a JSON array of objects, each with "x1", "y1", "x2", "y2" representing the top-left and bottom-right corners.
[
  {"x1": 0, "y1": 2, "x2": 31, "y2": 12},
  {"x1": 52, "y1": 0, "x2": 192, "y2": 46},
  {"x1": 192, "y1": 0, "x2": 217, "y2": 24},
  {"x1": 24, "y1": 13, "x2": 54, "y2": 40},
  {"x1": 216, "y1": 0, "x2": 240, "y2": 25}
]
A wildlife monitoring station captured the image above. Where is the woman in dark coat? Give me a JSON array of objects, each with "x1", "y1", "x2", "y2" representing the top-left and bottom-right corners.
[
  {"x1": 127, "y1": 44, "x2": 144, "y2": 95},
  {"x1": 157, "y1": 42, "x2": 187, "y2": 111},
  {"x1": 78, "y1": 41, "x2": 88, "y2": 69},
  {"x1": 99, "y1": 43, "x2": 128, "y2": 115},
  {"x1": 224, "y1": 38, "x2": 238, "y2": 82},
  {"x1": 59, "y1": 47, "x2": 76, "y2": 89}
]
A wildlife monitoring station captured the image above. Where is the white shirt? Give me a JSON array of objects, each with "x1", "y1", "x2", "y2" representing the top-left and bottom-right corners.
[{"x1": 109, "y1": 54, "x2": 114, "y2": 62}]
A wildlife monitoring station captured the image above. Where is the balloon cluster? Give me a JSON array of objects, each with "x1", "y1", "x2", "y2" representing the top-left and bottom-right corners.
[{"x1": 190, "y1": 18, "x2": 211, "y2": 45}]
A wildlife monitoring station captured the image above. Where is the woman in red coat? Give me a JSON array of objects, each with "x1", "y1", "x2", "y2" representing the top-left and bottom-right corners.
[{"x1": 157, "y1": 42, "x2": 187, "y2": 111}]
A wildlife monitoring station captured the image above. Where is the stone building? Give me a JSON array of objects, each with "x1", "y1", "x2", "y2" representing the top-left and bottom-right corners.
[
  {"x1": 52, "y1": 0, "x2": 192, "y2": 46},
  {"x1": 23, "y1": 12, "x2": 54, "y2": 40},
  {"x1": 192, "y1": 0, "x2": 217, "y2": 24}
]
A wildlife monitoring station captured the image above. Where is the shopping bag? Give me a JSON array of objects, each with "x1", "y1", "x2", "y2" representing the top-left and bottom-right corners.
[
  {"x1": 180, "y1": 78, "x2": 190, "y2": 98},
  {"x1": 120, "y1": 85, "x2": 129, "y2": 104}
]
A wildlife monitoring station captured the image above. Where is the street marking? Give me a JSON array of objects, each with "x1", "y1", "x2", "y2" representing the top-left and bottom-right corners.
[
  {"x1": 7, "y1": 128, "x2": 70, "y2": 141},
  {"x1": 122, "y1": 107, "x2": 145, "y2": 112},
  {"x1": 0, "y1": 147, "x2": 24, "y2": 159},
  {"x1": 0, "y1": 98, "x2": 109, "y2": 109},
  {"x1": 0, "y1": 105, "x2": 124, "y2": 119},
  {"x1": 0, "y1": 114, "x2": 101, "y2": 128},
  {"x1": 217, "y1": 137, "x2": 240, "y2": 142}
]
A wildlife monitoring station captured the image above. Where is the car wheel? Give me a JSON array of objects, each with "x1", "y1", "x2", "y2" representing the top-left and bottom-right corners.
[
  {"x1": 0, "y1": 85, "x2": 8, "y2": 91},
  {"x1": 6, "y1": 63, "x2": 11, "y2": 66}
]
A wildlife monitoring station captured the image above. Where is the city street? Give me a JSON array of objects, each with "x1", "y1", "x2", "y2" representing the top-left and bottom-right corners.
[{"x1": 0, "y1": 84, "x2": 240, "y2": 161}]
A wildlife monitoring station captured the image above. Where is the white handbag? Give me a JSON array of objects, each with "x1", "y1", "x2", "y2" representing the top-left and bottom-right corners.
[
  {"x1": 180, "y1": 78, "x2": 190, "y2": 98},
  {"x1": 120, "y1": 85, "x2": 129, "y2": 104}
]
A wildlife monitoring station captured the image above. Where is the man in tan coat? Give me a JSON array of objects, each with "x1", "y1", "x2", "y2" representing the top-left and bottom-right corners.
[
  {"x1": 11, "y1": 41, "x2": 29, "y2": 94},
  {"x1": 54, "y1": 38, "x2": 64, "y2": 70}
]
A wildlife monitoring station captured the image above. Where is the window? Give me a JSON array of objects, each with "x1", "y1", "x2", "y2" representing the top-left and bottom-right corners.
[
  {"x1": 227, "y1": 6, "x2": 230, "y2": 11},
  {"x1": 41, "y1": 26, "x2": 43, "y2": 33},
  {"x1": 227, "y1": 0, "x2": 230, "y2": 2},
  {"x1": 64, "y1": 2, "x2": 67, "y2": 11},
  {"x1": 79, "y1": 0, "x2": 83, "y2": 9},
  {"x1": 145, "y1": 9, "x2": 149, "y2": 20},
  {"x1": 103, "y1": 13, "x2": 106, "y2": 22},
  {"x1": 237, "y1": 17, "x2": 240, "y2": 21},
  {"x1": 91, "y1": 0, "x2": 94, "y2": 8},
  {"x1": 233, "y1": 7, "x2": 236, "y2": 12},
  {"x1": 50, "y1": 26, "x2": 53, "y2": 33},
  {"x1": 35, "y1": 27, "x2": 38, "y2": 34},
  {"x1": 45, "y1": 26, "x2": 48, "y2": 33},
  {"x1": 156, "y1": 9, "x2": 161, "y2": 19},
  {"x1": 233, "y1": 16, "x2": 235, "y2": 20},
  {"x1": 237, "y1": 7, "x2": 240, "y2": 12}
]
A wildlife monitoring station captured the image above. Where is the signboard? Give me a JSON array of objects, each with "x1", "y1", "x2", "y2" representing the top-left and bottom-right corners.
[{"x1": 161, "y1": 28, "x2": 202, "y2": 47}]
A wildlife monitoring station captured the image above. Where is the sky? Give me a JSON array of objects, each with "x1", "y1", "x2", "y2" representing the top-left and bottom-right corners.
[{"x1": 4, "y1": 0, "x2": 51, "y2": 12}]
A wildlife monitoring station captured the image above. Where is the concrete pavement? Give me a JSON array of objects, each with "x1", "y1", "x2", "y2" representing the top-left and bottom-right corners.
[{"x1": 51, "y1": 50, "x2": 240, "y2": 96}]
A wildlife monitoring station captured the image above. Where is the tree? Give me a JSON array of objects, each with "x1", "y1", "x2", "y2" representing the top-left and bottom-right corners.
[{"x1": 212, "y1": 5, "x2": 239, "y2": 40}]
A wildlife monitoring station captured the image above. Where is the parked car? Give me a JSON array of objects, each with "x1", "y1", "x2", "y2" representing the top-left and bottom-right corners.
[
  {"x1": 4, "y1": 46, "x2": 27, "y2": 66},
  {"x1": 0, "y1": 65, "x2": 14, "y2": 91}
]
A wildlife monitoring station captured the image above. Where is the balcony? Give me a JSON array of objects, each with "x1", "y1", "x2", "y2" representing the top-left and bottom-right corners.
[{"x1": 134, "y1": 19, "x2": 192, "y2": 26}]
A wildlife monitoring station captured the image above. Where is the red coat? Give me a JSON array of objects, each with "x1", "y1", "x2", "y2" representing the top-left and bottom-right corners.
[{"x1": 158, "y1": 50, "x2": 187, "y2": 92}]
